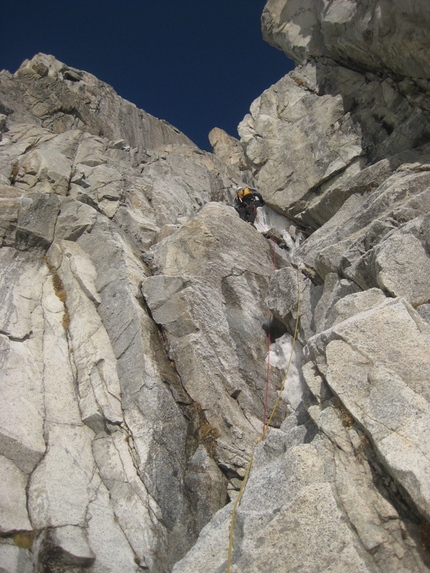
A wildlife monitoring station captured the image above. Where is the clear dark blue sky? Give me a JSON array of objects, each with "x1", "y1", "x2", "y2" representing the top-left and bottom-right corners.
[{"x1": 1, "y1": 0, "x2": 294, "y2": 150}]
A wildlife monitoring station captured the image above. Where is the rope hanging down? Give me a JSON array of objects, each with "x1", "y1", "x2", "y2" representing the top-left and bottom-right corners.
[
  {"x1": 262, "y1": 234, "x2": 277, "y2": 433},
  {"x1": 226, "y1": 266, "x2": 302, "y2": 573},
  {"x1": 263, "y1": 315, "x2": 272, "y2": 431}
]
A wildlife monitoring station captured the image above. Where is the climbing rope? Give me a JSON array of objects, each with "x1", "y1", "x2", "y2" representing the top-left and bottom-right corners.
[
  {"x1": 226, "y1": 267, "x2": 302, "y2": 572},
  {"x1": 263, "y1": 314, "x2": 272, "y2": 431},
  {"x1": 262, "y1": 233, "x2": 277, "y2": 434}
]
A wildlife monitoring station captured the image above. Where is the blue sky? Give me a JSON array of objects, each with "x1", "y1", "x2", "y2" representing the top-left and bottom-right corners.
[{"x1": 1, "y1": 0, "x2": 294, "y2": 150}]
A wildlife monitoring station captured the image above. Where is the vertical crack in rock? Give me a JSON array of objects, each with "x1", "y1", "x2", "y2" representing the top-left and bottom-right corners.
[
  {"x1": 308, "y1": 373, "x2": 430, "y2": 570},
  {"x1": 73, "y1": 217, "x2": 233, "y2": 570}
]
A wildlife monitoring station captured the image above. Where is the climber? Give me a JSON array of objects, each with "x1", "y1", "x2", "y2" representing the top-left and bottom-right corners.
[{"x1": 234, "y1": 187, "x2": 265, "y2": 226}]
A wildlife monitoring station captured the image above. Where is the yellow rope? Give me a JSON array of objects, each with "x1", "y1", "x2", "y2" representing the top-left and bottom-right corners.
[
  {"x1": 226, "y1": 451, "x2": 254, "y2": 569},
  {"x1": 226, "y1": 268, "x2": 302, "y2": 573}
]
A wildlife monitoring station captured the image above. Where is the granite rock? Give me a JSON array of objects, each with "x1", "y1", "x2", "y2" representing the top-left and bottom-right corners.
[{"x1": 2, "y1": 7, "x2": 430, "y2": 571}]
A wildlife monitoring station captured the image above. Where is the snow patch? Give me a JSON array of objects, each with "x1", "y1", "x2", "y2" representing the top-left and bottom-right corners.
[
  {"x1": 255, "y1": 205, "x2": 289, "y2": 234},
  {"x1": 255, "y1": 206, "x2": 303, "y2": 251},
  {"x1": 268, "y1": 333, "x2": 306, "y2": 410}
]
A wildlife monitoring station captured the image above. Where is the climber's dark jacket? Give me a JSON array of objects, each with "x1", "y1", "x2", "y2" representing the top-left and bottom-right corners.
[{"x1": 234, "y1": 188, "x2": 265, "y2": 224}]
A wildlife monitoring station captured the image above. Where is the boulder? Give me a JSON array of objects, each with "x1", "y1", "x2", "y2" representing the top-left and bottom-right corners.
[
  {"x1": 373, "y1": 233, "x2": 430, "y2": 305},
  {"x1": 239, "y1": 61, "x2": 430, "y2": 225},
  {"x1": 295, "y1": 159, "x2": 430, "y2": 281},
  {"x1": 15, "y1": 193, "x2": 61, "y2": 250},
  {"x1": 208, "y1": 127, "x2": 248, "y2": 172},
  {"x1": 238, "y1": 66, "x2": 363, "y2": 218},
  {"x1": 13, "y1": 148, "x2": 72, "y2": 195}
]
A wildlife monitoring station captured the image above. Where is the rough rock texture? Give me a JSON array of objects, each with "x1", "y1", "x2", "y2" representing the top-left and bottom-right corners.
[
  {"x1": 3, "y1": 2, "x2": 430, "y2": 572},
  {"x1": 262, "y1": 0, "x2": 430, "y2": 79},
  {"x1": 0, "y1": 53, "x2": 194, "y2": 152},
  {"x1": 143, "y1": 203, "x2": 289, "y2": 476},
  {"x1": 173, "y1": 1, "x2": 430, "y2": 573},
  {"x1": 239, "y1": 61, "x2": 430, "y2": 228},
  {"x1": 208, "y1": 127, "x2": 249, "y2": 176},
  {"x1": 0, "y1": 54, "x2": 269, "y2": 573}
]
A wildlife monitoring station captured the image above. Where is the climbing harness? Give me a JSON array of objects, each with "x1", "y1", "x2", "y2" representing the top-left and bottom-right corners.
[{"x1": 226, "y1": 265, "x2": 302, "y2": 573}]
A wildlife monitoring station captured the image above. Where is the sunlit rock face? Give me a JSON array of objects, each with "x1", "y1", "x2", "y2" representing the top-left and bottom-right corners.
[
  {"x1": 208, "y1": 127, "x2": 249, "y2": 174},
  {"x1": 172, "y1": 2, "x2": 430, "y2": 573},
  {"x1": 0, "y1": 53, "x2": 196, "y2": 152},
  {"x1": 262, "y1": 0, "x2": 430, "y2": 79},
  {"x1": 241, "y1": 0, "x2": 430, "y2": 231},
  {"x1": 239, "y1": 61, "x2": 430, "y2": 230},
  {"x1": 0, "y1": 54, "x2": 275, "y2": 573},
  {"x1": 2, "y1": 1, "x2": 430, "y2": 570}
]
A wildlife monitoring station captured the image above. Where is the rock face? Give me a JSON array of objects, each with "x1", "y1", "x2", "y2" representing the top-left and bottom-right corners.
[
  {"x1": 2, "y1": 2, "x2": 430, "y2": 571},
  {"x1": 208, "y1": 127, "x2": 249, "y2": 177},
  {"x1": 241, "y1": 0, "x2": 430, "y2": 232},
  {"x1": 0, "y1": 54, "x2": 264, "y2": 573},
  {"x1": 262, "y1": 0, "x2": 430, "y2": 79},
  {"x1": 173, "y1": 1, "x2": 430, "y2": 573}
]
